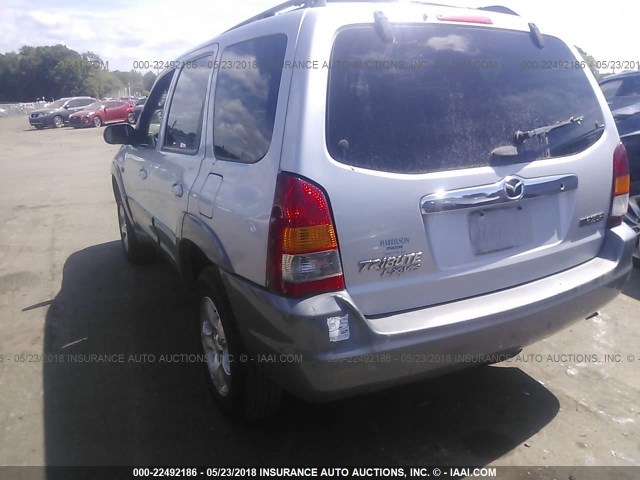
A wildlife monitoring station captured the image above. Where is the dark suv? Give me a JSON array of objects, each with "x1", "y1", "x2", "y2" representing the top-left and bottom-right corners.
[
  {"x1": 28, "y1": 96, "x2": 96, "y2": 129},
  {"x1": 600, "y1": 71, "x2": 640, "y2": 265},
  {"x1": 600, "y1": 70, "x2": 640, "y2": 111}
]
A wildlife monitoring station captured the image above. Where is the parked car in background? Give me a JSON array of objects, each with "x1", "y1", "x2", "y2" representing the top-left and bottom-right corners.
[
  {"x1": 600, "y1": 72, "x2": 640, "y2": 266},
  {"x1": 28, "y1": 96, "x2": 95, "y2": 129},
  {"x1": 623, "y1": 124, "x2": 640, "y2": 267},
  {"x1": 128, "y1": 97, "x2": 147, "y2": 124},
  {"x1": 600, "y1": 70, "x2": 640, "y2": 111},
  {"x1": 105, "y1": 1, "x2": 635, "y2": 421},
  {"x1": 69, "y1": 100, "x2": 133, "y2": 128}
]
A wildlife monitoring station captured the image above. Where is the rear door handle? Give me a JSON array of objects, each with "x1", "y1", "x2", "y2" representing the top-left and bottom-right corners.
[
  {"x1": 139, "y1": 168, "x2": 147, "y2": 180},
  {"x1": 172, "y1": 183, "x2": 184, "y2": 197}
]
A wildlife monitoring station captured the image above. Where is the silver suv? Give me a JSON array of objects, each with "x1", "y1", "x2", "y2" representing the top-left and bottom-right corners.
[{"x1": 105, "y1": 0, "x2": 636, "y2": 420}]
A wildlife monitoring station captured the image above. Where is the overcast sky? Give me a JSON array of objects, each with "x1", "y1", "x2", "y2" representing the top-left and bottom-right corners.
[{"x1": 2, "y1": 0, "x2": 637, "y2": 73}]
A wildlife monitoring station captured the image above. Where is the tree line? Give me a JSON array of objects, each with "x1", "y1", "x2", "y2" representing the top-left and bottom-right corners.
[{"x1": 0, "y1": 45, "x2": 158, "y2": 102}]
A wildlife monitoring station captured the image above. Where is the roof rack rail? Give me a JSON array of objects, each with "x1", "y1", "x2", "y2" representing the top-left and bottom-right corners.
[
  {"x1": 225, "y1": 0, "x2": 326, "y2": 33},
  {"x1": 477, "y1": 5, "x2": 519, "y2": 16},
  {"x1": 225, "y1": 0, "x2": 412, "y2": 33},
  {"x1": 225, "y1": 0, "x2": 508, "y2": 33}
]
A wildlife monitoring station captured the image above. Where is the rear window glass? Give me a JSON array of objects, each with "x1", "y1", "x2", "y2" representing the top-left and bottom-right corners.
[
  {"x1": 600, "y1": 79, "x2": 623, "y2": 101},
  {"x1": 618, "y1": 76, "x2": 640, "y2": 97},
  {"x1": 326, "y1": 25, "x2": 605, "y2": 174},
  {"x1": 213, "y1": 35, "x2": 287, "y2": 163}
]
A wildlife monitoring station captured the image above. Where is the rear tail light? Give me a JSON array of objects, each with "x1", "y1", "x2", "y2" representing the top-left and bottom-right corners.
[
  {"x1": 267, "y1": 173, "x2": 344, "y2": 297},
  {"x1": 608, "y1": 142, "x2": 630, "y2": 227}
]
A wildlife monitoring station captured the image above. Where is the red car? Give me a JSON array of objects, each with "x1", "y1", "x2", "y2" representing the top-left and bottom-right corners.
[{"x1": 69, "y1": 101, "x2": 134, "y2": 128}]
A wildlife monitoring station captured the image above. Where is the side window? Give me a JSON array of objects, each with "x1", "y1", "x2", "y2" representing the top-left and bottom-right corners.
[
  {"x1": 78, "y1": 99, "x2": 93, "y2": 107},
  {"x1": 107, "y1": 101, "x2": 123, "y2": 108},
  {"x1": 618, "y1": 76, "x2": 640, "y2": 97},
  {"x1": 163, "y1": 55, "x2": 213, "y2": 154},
  {"x1": 214, "y1": 35, "x2": 287, "y2": 163},
  {"x1": 138, "y1": 71, "x2": 175, "y2": 147},
  {"x1": 601, "y1": 79, "x2": 623, "y2": 101},
  {"x1": 67, "y1": 99, "x2": 81, "y2": 108}
]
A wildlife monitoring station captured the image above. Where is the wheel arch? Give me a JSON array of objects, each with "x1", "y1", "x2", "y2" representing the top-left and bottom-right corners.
[
  {"x1": 111, "y1": 172, "x2": 134, "y2": 226},
  {"x1": 179, "y1": 213, "x2": 234, "y2": 288}
]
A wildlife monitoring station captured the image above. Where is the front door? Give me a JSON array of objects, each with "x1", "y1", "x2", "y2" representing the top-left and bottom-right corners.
[{"x1": 122, "y1": 71, "x2": 176, "y2": 240}]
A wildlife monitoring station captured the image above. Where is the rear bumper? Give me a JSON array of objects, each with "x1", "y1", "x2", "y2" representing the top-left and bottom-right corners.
[{"x1": 222, "y1": 225, "x2": 635, "y2": 401}]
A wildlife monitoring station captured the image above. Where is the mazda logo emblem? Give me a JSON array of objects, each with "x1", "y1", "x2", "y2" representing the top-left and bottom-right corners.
[{"x1": 503, "y1": 177, "x2": 525, "y2": 200}]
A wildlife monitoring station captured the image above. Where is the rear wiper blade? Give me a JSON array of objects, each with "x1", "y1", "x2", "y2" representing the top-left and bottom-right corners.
[
  {"x1": 549, "y1": 123, "x2": 605, "y2": 154},
  {"x1": 513, "y1": 115, "x2": 584, "y2": 145}
]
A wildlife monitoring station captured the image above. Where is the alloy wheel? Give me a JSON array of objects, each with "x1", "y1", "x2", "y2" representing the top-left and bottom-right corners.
[{"x1": 200, "y1": 296, "x2": 231, "y2": 396}]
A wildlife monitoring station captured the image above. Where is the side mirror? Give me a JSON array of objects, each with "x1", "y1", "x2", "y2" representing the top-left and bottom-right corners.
[
  {"x1": 63, "y1": 105, "x2": 69, "y2": 109},
  {"x1": 104, "y1": 123, "x2": 138, "y2": 145}
]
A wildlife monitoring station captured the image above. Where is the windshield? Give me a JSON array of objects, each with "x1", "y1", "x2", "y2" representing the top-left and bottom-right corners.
[
  {"x1": 86, "y1": 102, "x2": 104, "y2": 110},
  {"x1": 327, "y1": 25, "x2": 605, "y2": 173},
  {"x1": 48, "y1": 99, "x2": 67, "y2": 109}
]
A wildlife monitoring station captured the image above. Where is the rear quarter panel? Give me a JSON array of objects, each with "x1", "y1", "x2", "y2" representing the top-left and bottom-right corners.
[{"x1": 182, "y1": 12, "x2": 306, "y2": 285}]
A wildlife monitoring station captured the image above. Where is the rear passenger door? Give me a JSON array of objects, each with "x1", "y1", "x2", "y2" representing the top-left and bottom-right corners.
[
  {"x1": 196, "y1": 34, "x2": 289, "y2": 284},
  {"x1": 146, "y1": 52, "x2": 216, "y2": 260}
]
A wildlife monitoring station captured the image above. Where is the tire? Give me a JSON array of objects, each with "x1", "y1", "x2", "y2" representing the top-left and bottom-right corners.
[
  {"x1": 624, "y1": 195, "x2": 640, "y2": 268},
  {"x1": 53, "y1": 115, "x2": 64, "y2": 128},
  {"x1": 196, "y1": 267, "x2": 282, "y2": 421},
  {"x1": 93, "y1": 116, "x2": 102, "y2": 127},
  {"x1": 116, "y1": 199, "x2": 155, "y2": 264},
  {"x1": 127, "y1": 112, "x2": 135, "y2": 124}
]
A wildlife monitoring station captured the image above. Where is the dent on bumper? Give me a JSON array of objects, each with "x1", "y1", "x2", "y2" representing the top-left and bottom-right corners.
[{"x1": 222, "y1": 225, "x2": 635, "y2": 401}]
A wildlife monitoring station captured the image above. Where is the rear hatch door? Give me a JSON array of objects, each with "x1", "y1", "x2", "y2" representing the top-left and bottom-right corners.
[{"x1": 313, "y1": 20, "x2": 614, "y2": 316}]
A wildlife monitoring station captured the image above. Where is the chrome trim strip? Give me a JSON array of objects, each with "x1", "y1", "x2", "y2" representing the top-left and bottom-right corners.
[{"x1": 420, "y1": 174, "x2": 578, "y2": 214}]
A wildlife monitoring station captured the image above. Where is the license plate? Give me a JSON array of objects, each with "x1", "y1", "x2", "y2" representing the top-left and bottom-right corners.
[{"x1": 468, "y1": 206, "x2": 531, "y2": 255}]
